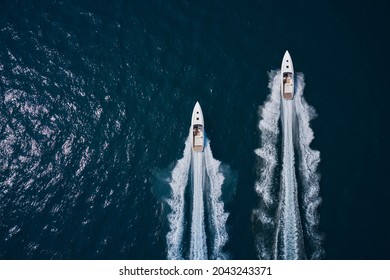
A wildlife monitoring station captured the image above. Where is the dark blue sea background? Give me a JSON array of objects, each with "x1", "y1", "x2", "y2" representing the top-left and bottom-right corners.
[{"x1": 0, "y1": 0, "x2": 389, "y2": 259}]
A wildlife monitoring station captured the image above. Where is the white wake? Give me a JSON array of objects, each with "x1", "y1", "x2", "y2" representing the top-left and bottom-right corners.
[
  {"x1": 294, "y1": 74, "x2": 324, "y2": 259},
  {"x1": 254, "y1": 71, "x2": 324, "y2": 259},
  {"x1": 204, "y1": 140, "x2": 229, "y2": 260},
  {"x1": 253, "y1": 71, "x2": 281, "y2": 259},
  {"x1": 189, "y1": 150, "x2": 207, "y2": 259},
  {"x1": 167, "y1": 131, "x2": 229, "y2": 260},
  {"x1": 166, "y1": 135, "x2": 191, "y2": 260},
  {"x1": 275, "y1": 98, "x2": 305, "y2": 259}
]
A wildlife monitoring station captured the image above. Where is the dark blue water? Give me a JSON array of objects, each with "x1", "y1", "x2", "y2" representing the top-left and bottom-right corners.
[{"x1": 0, "y1": 0, "x2": 389, "y2": 259}]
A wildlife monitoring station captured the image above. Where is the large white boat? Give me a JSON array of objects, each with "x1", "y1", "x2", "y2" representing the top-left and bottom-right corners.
[
  {"x1": 281, "y1": 50, "x2": 294, "y2": 100},
  {"x1": 191, "y1": 102, "x2": 204, "y2": 152}
]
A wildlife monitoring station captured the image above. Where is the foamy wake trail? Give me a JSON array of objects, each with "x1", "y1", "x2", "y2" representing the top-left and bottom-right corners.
[
  {"x1": 294, "y1": 74, "x2": 325, "y2": 259},
  {"x1": 204, "y1": 139, "x2": 229, "y2": 260},
  {"x1": 276, "y1": 99, "x2": 305, "y2": 259},
  {"x1": 167, "y1": 131, "x2": 229, "y2": 260},
  {"x1": 166, "y1": 136, "x2": 191, "y2": 260},
  {"x1": 254, "y1": 71, "x2": 323, "y2": 260},
  {"x1": 253, "y1": 71, "x2": 281, "y2": 259},
  {"x1": 189, "y1": 150, "x2": 207, "y2": 259}
]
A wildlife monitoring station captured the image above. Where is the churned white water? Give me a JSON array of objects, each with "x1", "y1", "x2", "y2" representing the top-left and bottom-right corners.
[
  {"x1": 254, "y1": 71, "x2": 324, "y2": 259},
  {"x1": 167, "y1": 131, "x2": 229, "y2": 260}
]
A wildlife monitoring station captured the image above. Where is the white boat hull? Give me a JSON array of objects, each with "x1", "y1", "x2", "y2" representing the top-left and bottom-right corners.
[{"x1": 281, "y1": 51, "x2": 294, "y2": 100}]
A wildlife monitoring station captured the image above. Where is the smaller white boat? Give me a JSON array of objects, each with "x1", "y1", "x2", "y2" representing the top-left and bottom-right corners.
[
  {"x1": 281, "y1": 50, "x2": 294, "y2": 100},
  {"x1": 191, "y1": 102, "x2": 204, "y2": 152}
]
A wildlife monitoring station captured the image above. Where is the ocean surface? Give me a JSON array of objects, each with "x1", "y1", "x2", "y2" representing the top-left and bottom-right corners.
[{"x1": 0, "y1": 0, "x2": 389, "y2": 259}]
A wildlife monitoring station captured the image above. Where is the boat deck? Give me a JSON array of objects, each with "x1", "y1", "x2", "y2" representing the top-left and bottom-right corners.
[
  {"x1": 193, "y1": 125, "x2": 204, "y2": 151},
  {"x1": 282, "y1": 73, "x2": 294, "y2": 100}
]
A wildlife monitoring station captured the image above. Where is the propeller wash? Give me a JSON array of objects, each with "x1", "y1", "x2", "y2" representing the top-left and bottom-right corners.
[
  {"x1": 166, "y1": 103, "x2": 229, "y2": 260},
  {"x1": 254, "y1": 70, "x2": 324, "y2": 259}
]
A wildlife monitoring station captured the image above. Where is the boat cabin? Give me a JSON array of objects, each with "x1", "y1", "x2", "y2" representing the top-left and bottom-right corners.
[
  {"x1": 193, "y1": 124, "x2": 204, "y2": 152},
  {"x1": 282, "y1": 73, "x2": 294, "y2": 100}
]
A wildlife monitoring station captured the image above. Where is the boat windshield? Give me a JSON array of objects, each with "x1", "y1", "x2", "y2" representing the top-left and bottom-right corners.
[
  {"x1": 193, "y1": 125, "x2": 203, "y2": 136},
  {"x1": 283, "y1": 73, "x2": 292, "y2": 83}
]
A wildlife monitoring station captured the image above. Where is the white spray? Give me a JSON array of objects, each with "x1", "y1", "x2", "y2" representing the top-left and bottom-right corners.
[
  {"x1": 294, "y1": 73, "x2": 324, "y2": 259},
  {"x1": 254, "y1": 71, "x2": 323, "y2": 259},
  {"x1": 253, "y1": 71, "x2": 281, "y2": 259},
  {"x1": 204, "y1": 139, "x2": 229, "y2": 260},
  {"x1": 275, "y1": 98, "x2": 305, "y2": 259},
  {"x1": 167, "y1": 130, "x2": 229, "y2": 260},
  {"x1": 166, "y1": 135, "x2": 191, "y2": 260},
  {"x1": 189, "y1": 150, "x2": 207, "y2": 259}
]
